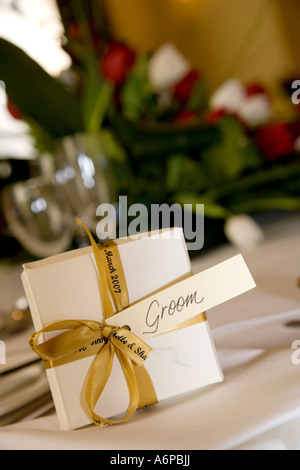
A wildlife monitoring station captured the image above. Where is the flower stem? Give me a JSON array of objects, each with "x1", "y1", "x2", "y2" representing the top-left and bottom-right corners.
[
  {"x1": 230, "y1": 196, "x2": 300, "y2": 214},
  {"x1": 87, "y1": 80, "x2": 114, "y2": 133},
  {"x1": 206, "y1": 162, "x2": 300, "y2": 201}
]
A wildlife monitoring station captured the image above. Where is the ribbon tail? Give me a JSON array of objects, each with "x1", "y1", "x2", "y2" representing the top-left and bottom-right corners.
[
  {"x1": 86, "y1": 341, "x2": 115, "y2": 426},
  {"x1": 86, "y1": 344, "x2": 140, "y2": 426},
  {"x1": 134, "y1": 364, "x2": 158, "y2": 409},
  {"x1": 115, "y1": 349, "x2": 140, "y2": 420}
]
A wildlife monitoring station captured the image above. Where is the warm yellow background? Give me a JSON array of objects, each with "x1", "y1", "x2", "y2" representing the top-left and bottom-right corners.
[{"x1": 103, "y1": 0, "x2": 300, "y2": 109}]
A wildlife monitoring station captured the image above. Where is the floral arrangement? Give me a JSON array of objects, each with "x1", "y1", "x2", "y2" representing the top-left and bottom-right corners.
[{"x1": 1, "y1": 0, "x2": 300, "y2": 250}]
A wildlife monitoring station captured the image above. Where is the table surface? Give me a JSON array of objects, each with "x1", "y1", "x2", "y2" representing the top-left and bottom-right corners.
[{"x1": 0, "y1": 213, "x2": 300, "y2": 450}]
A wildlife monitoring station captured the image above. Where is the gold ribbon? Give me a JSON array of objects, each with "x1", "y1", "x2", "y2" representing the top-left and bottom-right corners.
[{"x1": 29, "y1": 219, "x2": 158, "y2": 427}]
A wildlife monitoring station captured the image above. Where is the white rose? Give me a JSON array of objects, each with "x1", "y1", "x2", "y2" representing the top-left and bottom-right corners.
[
  {"x1": 148, "y1": 43, "x2": 190, "y2": 92},
  {"x1": 210, "y1": 78, "x2": 246, "y2": 113},
  {"x1": 224, "y1": 214, "x2": 264, "y2": 250},
  {"x1": 238, "y1": 94, "x2": 272, "y2": 125}
]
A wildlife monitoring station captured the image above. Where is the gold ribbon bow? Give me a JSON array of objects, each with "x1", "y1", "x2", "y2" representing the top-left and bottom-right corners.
[
  {"x1": 29, "y1": 319, "x2": 151, "y2": 426},
  {"x1": 29, "y1": 219, "x2": 157, "y2": 426}
]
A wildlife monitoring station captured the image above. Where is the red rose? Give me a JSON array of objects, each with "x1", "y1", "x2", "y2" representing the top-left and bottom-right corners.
[
  {"x1": 203, "y1": 108, "x2": 227, "y2": 124},
  {"x1": 288, "y1": 119, "x2": 300, "y2": 139},
  {"x1": 253, "y1": 122, "x2": 296, "y2": 160},
  {"x1": 246, "y1": 83, "x2": 267, "y2": 97},
  {"x1": 173, "y1": 69, "x2": 200, "y2": 104},
  {"x1": 101, "y1": 41, "x2": 136, "y2": 86},
  {"x1": 7, "y1": 99, "x2": 23, "y2": 120},
  {"x1": 173, "y1": 109, "x2": 197, "y2": 123}
]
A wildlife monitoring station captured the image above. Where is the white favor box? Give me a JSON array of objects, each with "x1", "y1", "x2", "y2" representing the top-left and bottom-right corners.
[{"x1": 22, "y1": 228, "x2": 223, "y2": 430}]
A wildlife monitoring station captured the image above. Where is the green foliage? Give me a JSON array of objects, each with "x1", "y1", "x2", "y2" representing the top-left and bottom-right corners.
[
  {"x1": 166, "y1": 154, "x2": 210, "y2": 193},
  {"x1": 1, "y1": 26, "x2": 300, "y2": 231},
  {"x1": 0, "y1": 38, "x2": 83, "y2": 138},
  {"x1": 186, "y1": 78, "x2": 209, "y2": 113},
  {"x1": 200, "y1": 116, "x2": 263, "y2": 184},
  {"x1": 120, "y1": 54, "x2": 156, "y2": 122},
  {"x1": 174, "y1": 193, "x2": 232, "y2": 219}
]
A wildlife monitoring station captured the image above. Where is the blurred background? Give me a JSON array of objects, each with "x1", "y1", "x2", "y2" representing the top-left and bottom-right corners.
[
  {"x1": 1, "y1": 0, "x2": 300, "y2": 432},
  {"x1": 0, "y1": 0, "x2": 300, "y2": 261}
]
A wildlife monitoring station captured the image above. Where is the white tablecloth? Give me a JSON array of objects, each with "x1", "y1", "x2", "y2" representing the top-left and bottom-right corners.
[{"x1": 0, "y1": 214, "x2": 300, "y2": 450}]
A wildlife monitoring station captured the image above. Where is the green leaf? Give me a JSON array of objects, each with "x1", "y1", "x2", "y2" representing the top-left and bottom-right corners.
[
  {"x1": 201, "y1": 116, "x2": 260, "y2": 183},
  {"x1": 186, "y1": 78, "x2": 208, "y2": 112},
  {"x1": 241, "y1": 137, "x2": 263, "y2": 170},
  {"x1": 174, "y1": 193, "x2": 232, "y2": 219},
  {"x1": 166, "y1": 154, "x2": 210, "y2": 193},
  {"x1": 120, "y1": 54, "x2": 154, "y2": 122},
  {"x1": 230, "y1": 196, "x2": 300, "y2": 213},
  {"x1": 109, "y1": 108, "x2": 220, "y2": 158},
  {"x1": 26, "y1": 118, "x2": 55, "y2": 154},
  {"x1": 0, "y1": 38, "x2": 83, "y2": 138},
  {"x1": 84, "y1": 80, "x2": 114, "y2": 133},
  {"x1": 206, "y1": 161, "x2": 300, "y2": 201},
  {"x1": 100, "y1": 128, "x2": 127, "y2": 162}
]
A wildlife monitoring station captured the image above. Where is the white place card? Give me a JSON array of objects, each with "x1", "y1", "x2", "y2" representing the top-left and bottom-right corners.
[{"x1": 110, "y1": 254, "x2": 256, "y2": 338}]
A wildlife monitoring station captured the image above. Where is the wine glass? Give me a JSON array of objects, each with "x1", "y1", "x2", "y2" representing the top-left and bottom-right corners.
[
  {"x1": 1, "y1": 176, "x2": 74, "y2": 259},
  {"x1": 53, "y1": 132, "x2": 116, "y2": 232}
]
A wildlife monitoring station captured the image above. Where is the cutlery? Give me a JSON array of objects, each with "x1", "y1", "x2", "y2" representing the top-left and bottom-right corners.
[
  {"x1": 0, "y1": 360, "x2": 51, "y2": 421},
  {"x1": 0, "y1": 348, "x2": 39, "y2": 375},
  {"x1": 0, "y1": 392, "x2": 54, "y2": 426},
  {"x1": 0, "y1": 347, "x2": 52, "y2": 426},
  {"x1": 285, "y1": 321, "x2": 300, "y2": 328},
  {"x1": 0, "y1": 361, "x2": 44, "y2": 397}
]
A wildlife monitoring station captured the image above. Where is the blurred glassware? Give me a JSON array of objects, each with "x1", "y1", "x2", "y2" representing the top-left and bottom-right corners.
[
  {"x1": 1, "y1": 176, "x2": 74, "y2": 259},
  {"x1": 53, "y1": 132, "x2": 116, "y2": 232}
]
